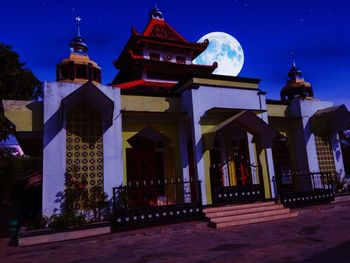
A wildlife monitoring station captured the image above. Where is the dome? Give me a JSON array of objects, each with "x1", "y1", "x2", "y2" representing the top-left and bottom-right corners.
[
  {"x1": 56, "y1": 17, "x2": 101, "y2": 84},
  {"x1": 288, "y1": 63, "x2": 302, "y2": 80},
  {"x1": 69, "y1": 36, "x2": 88, "y2": 54},
  {"x1": 280, "y1": 60, "x2": 313, "y2": 102}
]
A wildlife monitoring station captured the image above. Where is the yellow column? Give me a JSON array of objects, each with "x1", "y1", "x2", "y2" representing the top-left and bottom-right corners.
[
  {"x1": 203, "y1": 150, "x2": 212, "y2": 204},
  {"x1": 257, "y1": 147, "x2": 272, "y2": 199}
]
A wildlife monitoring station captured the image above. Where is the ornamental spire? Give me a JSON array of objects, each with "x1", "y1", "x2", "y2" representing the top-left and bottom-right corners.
[
  {"x1": 280, "y1": 52, "x2": 313, "y2": 101},
  {"x1": 76, "y1": 16, "x2": 81, "y2": 37},
  {"x1": 291, "y1": 51, "x2": 296, "y2": 68},
  {"x1": 69, "y1": 16, "x2": 88, "y2": 54},
  {"x1": 288, "y1": 51, "x2": 302, "y2": 80}
]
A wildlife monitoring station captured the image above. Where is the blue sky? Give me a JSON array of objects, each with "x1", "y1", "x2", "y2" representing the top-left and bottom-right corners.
[{"x1": 2, "y1": 0, "x2": 350, "y2": 105}]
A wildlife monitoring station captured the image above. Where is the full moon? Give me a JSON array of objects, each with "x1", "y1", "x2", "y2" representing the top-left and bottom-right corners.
[{"x1": 193, "y1": 32, "x2": 244, "y2": 77}]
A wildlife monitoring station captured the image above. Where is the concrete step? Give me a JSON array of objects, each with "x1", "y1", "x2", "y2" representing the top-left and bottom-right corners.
[
  {"x1": 205, "y1": 204, "x2": 285, "y2": 219},
  {"x1": 211, "y1": 211, "x2": 298, "y2": 228},
  {"x1": 211, "y1": 207, "x2": 291, "y2": 223},
  {"x1": 203, "y1": 201, "x2": 276, "y2": 214}
]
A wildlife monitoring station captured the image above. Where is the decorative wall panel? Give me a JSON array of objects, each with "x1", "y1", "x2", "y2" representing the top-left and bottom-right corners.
[
  {"x1": 314, "y1": 134, "x2": 335, "y2": 175},
  {"x1": 66, "y1": 101, "x2": 103, "y2": 192}
]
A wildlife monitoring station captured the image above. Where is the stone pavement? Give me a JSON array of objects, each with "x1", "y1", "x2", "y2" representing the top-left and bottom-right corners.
[{"x1": 1, "y1": 201, "x2": 350, "y2": 263}]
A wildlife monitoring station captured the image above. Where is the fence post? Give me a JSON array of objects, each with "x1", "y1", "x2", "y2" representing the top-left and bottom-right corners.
[
  {"x1": 311, "y1": 172, "x2": 315, "y2": 190},
  {"x1": 112, "y1": 187, "x2": 116, "y2": 214},
  {"x1": 198, "y1": 181, "x2": 203, "y2": 208}
]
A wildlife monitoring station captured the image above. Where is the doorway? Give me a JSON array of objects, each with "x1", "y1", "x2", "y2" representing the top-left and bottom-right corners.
[{"x1": 126, "y1": 128, "x2": 168, "y2": 207}]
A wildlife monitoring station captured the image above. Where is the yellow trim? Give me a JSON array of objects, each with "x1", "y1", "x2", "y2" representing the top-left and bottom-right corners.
[
  {"x1": 60, "y1": 53, "x2": 100, "y2": 68},
  {"x1": 267, "y1": 104, "x2": 288, "y2": 117},
  {"x1": 192, "y1": 77, "x2": 259, "y2": 89},
  {"x1": 2, "y1": 100, "x2": 42, "y2": 132},
  {"x1": 121, "y1": 95, "x2": 181, "y2": 112}
]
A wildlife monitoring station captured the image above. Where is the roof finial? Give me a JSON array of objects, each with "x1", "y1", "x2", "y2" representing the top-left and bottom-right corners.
[
  {"x1": 76, "y1": 16, "x2": 82, "y2": 37},
  {"x1": 149, "y1": 5, "x2": 164, "y2": 20},
  {"x1": 69, "y1": 16, "x2": 88, "y2": 54},
  {"x1": 291, "y1": 51, "x2": 296, "y2": 67},
  {"x1": 288, "y1": 51, "x2": 303, "y2": 80}
]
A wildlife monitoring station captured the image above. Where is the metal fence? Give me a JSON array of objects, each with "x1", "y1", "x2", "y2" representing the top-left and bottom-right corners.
[
  {"x1": 111, "y1": 180, "x2": 203, "y2": 231},
  {"x1": 276, "y1": 171, "x2": 335, "y2": 207},
  {"x1": 210, "y1": 160, "x2": 265, "y2": 205}
]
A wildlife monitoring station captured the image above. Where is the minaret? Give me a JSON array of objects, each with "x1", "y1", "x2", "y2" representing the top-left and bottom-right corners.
[
  {"x1": 280, "y1": 53, "x2": 313, "y2": 101},
  {"x1": 56, "y1": 17, "x2": 101, "y2": 83}
]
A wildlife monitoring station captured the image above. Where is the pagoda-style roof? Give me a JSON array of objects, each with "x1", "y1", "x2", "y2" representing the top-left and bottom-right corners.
[
  {"x1": 114, "y1": 18, "x2": 209, "y2": 69},
  {"x1": 123, "y1": 50, "x2": 217, "y2": 73},
  {"x1": 111, "y1": 48, "x2": 217, "y2": 85}
]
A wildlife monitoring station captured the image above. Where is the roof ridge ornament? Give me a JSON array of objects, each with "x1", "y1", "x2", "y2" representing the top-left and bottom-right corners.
[{"x1": 149, "y1": 5, "x2": 164, "y2": 20}]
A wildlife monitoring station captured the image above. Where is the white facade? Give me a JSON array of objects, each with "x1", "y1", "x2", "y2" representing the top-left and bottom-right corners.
[{"x1": 42, "y1": 81, "x2": 122, "y2": 216}]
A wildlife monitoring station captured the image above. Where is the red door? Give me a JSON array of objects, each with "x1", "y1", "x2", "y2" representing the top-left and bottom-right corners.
[
  {"x1": 233, "y1": 139, "x2": 250, "y2": 186},
  {"x1": 126, "y1": 148, "x2": 156, "y2": 206}
]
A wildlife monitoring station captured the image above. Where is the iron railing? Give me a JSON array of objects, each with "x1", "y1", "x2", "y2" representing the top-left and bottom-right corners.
[
  {"x1": 210, "y1": 160, "x2": 265, "y2": 205},
  {"x1": 111, "y1": 180, "x2": 203, "y2": 231},
  {"x1": 276, "y1": 171, "x2": 335, "y2": 207}
]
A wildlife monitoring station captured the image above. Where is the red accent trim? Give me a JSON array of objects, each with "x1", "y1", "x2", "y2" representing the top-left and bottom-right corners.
[
  {"x1": 128, "y1": 50, "x2": 143, "y2": 60},
  {"x1": 114, "y1": 79, "x2": 176, "y2": 90},
  {"x1": 134, "y1": 37, "x2": 208, "y2": 51}
]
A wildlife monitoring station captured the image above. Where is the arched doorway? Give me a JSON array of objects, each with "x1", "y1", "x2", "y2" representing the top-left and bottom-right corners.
[{"x1": 126, "y1": 127, "x2": 173, "y2": 207}]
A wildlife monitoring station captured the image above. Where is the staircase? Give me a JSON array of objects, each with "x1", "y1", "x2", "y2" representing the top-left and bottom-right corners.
[{"x1": 204, "y1": 201, "x2": 298, "y2": 228}]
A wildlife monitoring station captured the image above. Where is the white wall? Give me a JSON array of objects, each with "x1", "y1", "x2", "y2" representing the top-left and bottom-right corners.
[
  {"x1": 197, "y1": 86, "x2": 264, "y2": 116},
  {"x1": 287, "y1": 99, "x2": 345, "y2": 176},
  {"x1": 42, "y1": 82, "x2": 122, "y2": 217}
]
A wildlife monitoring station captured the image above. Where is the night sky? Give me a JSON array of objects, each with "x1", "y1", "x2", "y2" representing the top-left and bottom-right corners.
[{"x1": 2, "y1": 0, "x2": 350, "y2": 106}]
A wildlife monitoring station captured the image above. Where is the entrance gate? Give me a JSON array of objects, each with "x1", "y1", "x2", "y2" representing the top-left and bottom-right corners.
[{"x1": 209, "y1": 140, "x2": 265, "y2": 205}]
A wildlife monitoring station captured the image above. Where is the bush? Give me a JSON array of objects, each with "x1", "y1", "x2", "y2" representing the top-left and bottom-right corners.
[
  {"x1": 48, "y1": 213, "x2": 86, "y2": 230},
  {"x1": 0, "y1": 154, "x2": 42, "y2": 205},
  {"x1": 48, "y1": 168, "x2": 109, "y2": 229},
  {"x1": 335, "y1": 174, "x2": 350, "y2": 193},
  {"x1": 26, "y1": 215, "x2": 48, "y2": 230}
]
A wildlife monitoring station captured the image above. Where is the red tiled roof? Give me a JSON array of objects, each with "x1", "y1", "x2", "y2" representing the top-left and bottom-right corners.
[
  {"x1": 142, "y1": 18, "x2": 187, "y2": 43},
  {"x1": 114, "y1": 19, "x2": 209, "y2": 69},
  {"x1": 114, "y1": 79, "x2": 176, "y2": 90}
]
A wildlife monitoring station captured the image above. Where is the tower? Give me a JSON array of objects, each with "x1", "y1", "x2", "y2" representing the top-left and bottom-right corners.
[
  {"x1": 280, "y1": 55, "x2": 313, "y2": 101},
  {"x1": 56, "y1": 17, "x2": 101, "y2": 83},
  {"x1": 112, "y1": 6, "x2": 217, "y2": 94}
]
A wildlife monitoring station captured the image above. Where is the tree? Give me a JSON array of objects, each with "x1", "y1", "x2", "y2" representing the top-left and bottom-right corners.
[{"x1": 0, "y1": 43, "x2": 42, "y2": 141}]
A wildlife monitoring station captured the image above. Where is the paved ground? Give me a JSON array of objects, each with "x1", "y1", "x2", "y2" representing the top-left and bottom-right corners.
[{"x1": 1, "y1": 202, "x2": 350, "y2": 263}]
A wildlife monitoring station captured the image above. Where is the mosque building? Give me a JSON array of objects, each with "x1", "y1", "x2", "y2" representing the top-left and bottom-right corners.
[{"x1": 3, "y1": 7, "x2": 350, "y2": 228}]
